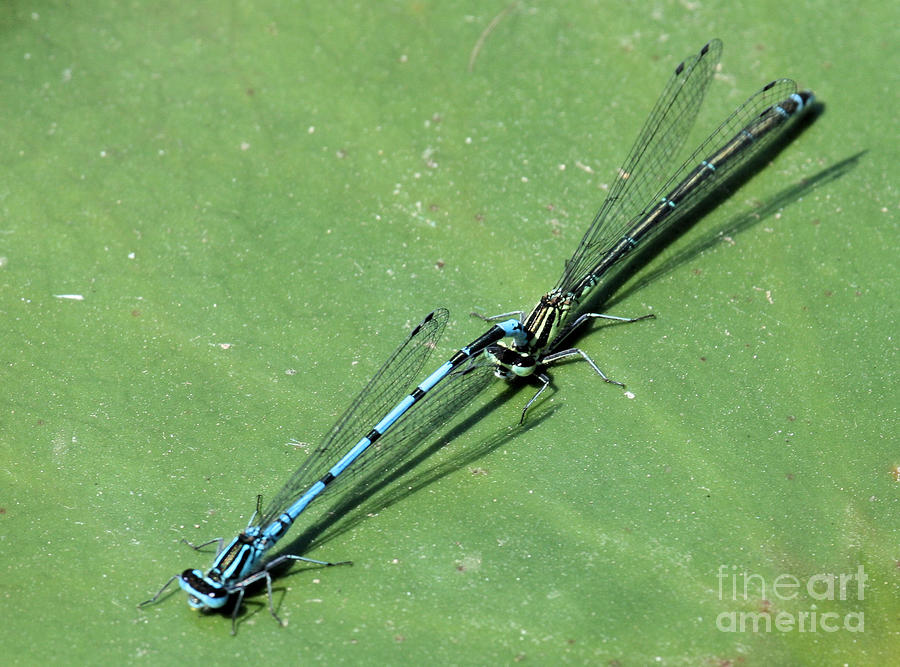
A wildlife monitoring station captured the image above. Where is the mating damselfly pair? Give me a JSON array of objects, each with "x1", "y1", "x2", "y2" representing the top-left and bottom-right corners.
[{"x1": 140, "y1": 39, "x2": 814, "y2": 633}]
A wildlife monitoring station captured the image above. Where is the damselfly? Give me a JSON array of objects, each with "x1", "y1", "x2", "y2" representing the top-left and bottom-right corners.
[
  {"x1": 140, "y1": 309, "x2": 497, "y2": 632},
  {"x1": 386, "y1": 39, "x2": 814, "y2": 423}
]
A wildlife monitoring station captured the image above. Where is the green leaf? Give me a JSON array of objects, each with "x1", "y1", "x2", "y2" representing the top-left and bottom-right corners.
[{"x1": 2, "y1": 2, "x2": 895, "y2": 664}]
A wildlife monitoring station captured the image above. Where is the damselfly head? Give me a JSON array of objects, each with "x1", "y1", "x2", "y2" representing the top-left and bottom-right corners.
[
  {"x1": 179, "y1": 568, "x2": 231, "y2": 610},
  {"x1": 485, "y1": 342, "x2": 537, "y2": 380}
]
